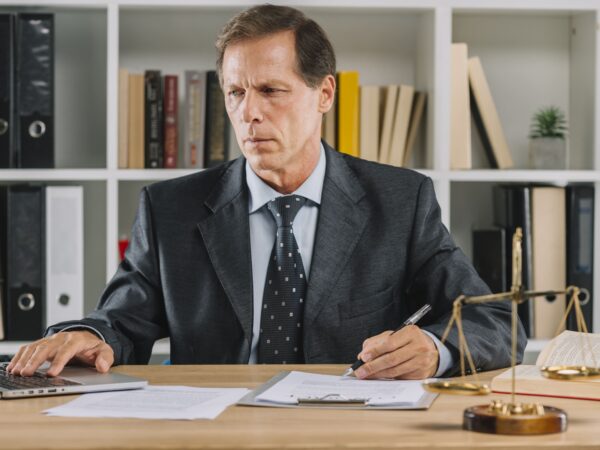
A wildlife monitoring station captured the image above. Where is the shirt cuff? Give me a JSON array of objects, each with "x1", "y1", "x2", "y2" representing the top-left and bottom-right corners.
[
  {"x1": 59, "y1": 325, "x2": 107, "y2": 343},
  {"x1": 422, "y1": 330, "x2": 453, "y2": 377}
]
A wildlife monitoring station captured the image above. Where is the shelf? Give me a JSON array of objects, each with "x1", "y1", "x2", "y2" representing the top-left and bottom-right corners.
[
  {"x1": 0, "y1": 169, "x2": 109, "y2": 181},
  {"x1": 446, "y1": 170, "x2": 599, "y2": 183},
  {"x1": 116, "y1": 169, "x2": 200, "y2": 181}
]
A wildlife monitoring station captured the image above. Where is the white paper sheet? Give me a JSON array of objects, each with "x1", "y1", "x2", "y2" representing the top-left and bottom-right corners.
[
  {"x1": 43, "y1": 385, "x2": 250, "y2": 420},
  {"x1": 255, "y1": 371, "x2": 427, "y2": 406}
]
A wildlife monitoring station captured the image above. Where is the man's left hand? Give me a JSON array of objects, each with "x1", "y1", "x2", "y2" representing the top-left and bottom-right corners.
[{"x1": 354, "y1": 325, "x2": 439, "y2": 380}]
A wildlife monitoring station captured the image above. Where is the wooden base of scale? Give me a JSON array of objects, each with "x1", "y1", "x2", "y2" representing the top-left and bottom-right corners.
[{"x1": 463, "y1": 404, "x2": 567, "y2": 435}]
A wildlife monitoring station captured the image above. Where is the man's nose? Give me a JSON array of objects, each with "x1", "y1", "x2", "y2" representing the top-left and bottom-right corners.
[{"x1": 241, "y1": 91, "x2": 264, "y2": 124}]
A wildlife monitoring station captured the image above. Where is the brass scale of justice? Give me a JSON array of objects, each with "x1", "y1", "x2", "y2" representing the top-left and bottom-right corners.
[{"x1": 421, "y1": 227, "x2": 598, "y2": 435}]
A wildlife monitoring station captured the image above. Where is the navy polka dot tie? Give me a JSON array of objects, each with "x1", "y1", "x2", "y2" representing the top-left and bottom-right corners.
[{"x1": 257, "y1": 195, "x2": 307, "y2": 364}]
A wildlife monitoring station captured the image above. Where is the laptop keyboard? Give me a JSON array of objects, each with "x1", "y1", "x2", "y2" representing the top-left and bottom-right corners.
[{"x1": 0, "y1": 362, "x2": 82, "y2": 390}]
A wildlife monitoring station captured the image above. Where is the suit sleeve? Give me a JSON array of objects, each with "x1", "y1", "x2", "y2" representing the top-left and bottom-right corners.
[
  {"x1": 45, "y1": 187, "x2": 168, "y2": 365},
  {"x1": 406, "y1": 177, "x2": 526, "y2": 376}
]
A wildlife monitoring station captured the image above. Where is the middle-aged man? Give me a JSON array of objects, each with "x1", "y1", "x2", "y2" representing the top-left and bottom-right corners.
[{"x1": 8, "y1": 4, "x2": 524, "y2": 381}]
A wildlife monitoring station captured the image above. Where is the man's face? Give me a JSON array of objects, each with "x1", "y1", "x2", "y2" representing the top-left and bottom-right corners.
[{"x1": 222, "y1": 30, "x2": 330, "y2": 180}]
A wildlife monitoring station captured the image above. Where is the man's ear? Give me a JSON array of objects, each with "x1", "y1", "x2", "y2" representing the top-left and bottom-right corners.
[{"x1": 318, "y1": 74, "x2": 336, "y2": 113}]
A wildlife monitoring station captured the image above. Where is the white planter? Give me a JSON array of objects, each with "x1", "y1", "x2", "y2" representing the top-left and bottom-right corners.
[{"x1": 528, "y1": 137, "x2": 568, "y2": 170}]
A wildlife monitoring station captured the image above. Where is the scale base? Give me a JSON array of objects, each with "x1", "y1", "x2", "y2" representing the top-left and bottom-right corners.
[{"x1": 463, "y1": 402, "x2": 567, "y2": 435}]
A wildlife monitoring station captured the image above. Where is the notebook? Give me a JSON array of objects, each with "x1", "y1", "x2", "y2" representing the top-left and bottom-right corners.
[{"x1": 0, "y1": 362, "x2": 147, "y2": 399}]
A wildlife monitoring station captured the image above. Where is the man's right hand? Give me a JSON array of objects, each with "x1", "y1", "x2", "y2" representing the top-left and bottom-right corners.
[{"x1": 6, "y1": 331, "x2": 114, "y2": 377}]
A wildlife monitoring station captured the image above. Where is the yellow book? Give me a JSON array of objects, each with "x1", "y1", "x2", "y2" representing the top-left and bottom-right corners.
[{"x1": 336, "y1": 71, "x2": 359, "y2": 157}]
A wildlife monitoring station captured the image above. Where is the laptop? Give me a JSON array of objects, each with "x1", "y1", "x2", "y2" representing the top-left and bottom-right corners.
[{"x1": 0, "y1": 362, "x2": 147, "y2": 399}]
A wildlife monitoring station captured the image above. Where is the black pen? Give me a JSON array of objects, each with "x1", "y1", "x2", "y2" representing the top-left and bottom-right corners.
[{"x1": 342, "y1": 303, "x2": 432, "y2": 377}]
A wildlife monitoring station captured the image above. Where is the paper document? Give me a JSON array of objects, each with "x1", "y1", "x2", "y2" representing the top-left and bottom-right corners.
[
  {"x1": 44, "y1": 386, "x2": 249, "y2": 420},
  {"x1": 255, "y1": 371, "x2": 428, "y2": 406}
]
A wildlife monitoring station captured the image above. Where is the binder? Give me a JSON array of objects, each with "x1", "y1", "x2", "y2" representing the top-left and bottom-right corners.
[
  {"x1": 472, "y1": 228, "x2": 506, "y2": 294},
  {"x1": 5, "y1": 185, "x2": 45, "y2": 340},
  {"x1": 15, "y1": 13, "x2": 54, "y2": 168},
  {"x1": 493, "y1": 185, "x2": 534, "y2": 337},
  {"x1": 566, "y1": 184, "x2": 594, "y2": 332},
  {"x1": 45, "y1": 186, "x2": 84, "y2": 327},
  {"x1": 0, "y1": 14, "x2": 15, "y2": 168},
  {"x1": 0, "y1": 187, "x2": 6, "y2": 340}
]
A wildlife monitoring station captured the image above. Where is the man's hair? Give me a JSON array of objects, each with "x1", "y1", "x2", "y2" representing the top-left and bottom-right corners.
[{"x1": 216, "y1": 4, "x2": 336, "y2": 89}]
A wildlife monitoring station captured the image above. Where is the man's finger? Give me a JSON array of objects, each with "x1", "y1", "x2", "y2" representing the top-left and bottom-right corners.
[
  {"x1": 93, "y1": 345, "x2": 115, "y2": 373},
  {"x1": 359, "y1": 326, "x2": 416, "y2": 362},
  {"x1": 356, "y1": 346, "x2": 413, "y2": 379},
  {"x1": 10, "y1": 344, "x2": 38, "y2": 376},
  {"x1": 45, "y1": 343, "x2": 84, "y2": 377},
  {"x1": 18, "y1": 344, "x2": 56, "y2": 377},
  {"x1": 7, "y1": 345, "x2": 27, "y2": 372}
]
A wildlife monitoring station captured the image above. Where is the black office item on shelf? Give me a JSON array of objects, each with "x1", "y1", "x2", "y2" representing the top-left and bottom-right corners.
[
  {"x1": 5, "y1": 185, "x2": 45, "y2": 340},
  {"x1": 493, "y1": 184, "x2": 534, "y2": 337},
  {"x1": 0, "y1": 14, "x2": 15, "y2": 168},
  {"x1": 144, "y1": 70, "x2": 163, "y2": 168},
  {"x1": 566, "y1": 184, "x2": 594, "y2": 332},
  {"x1": 204, "y1": 70, "x2": 229, "y2": 168},
  {"x1": 15, "y1": 13, "x2": 54, "y2": 168},
  {"x1": 472, "y1": 228, "x2": 507, "y2": 294},
  {"x1": 0, "y1": 186, "x2": 6, "y2": 340}
]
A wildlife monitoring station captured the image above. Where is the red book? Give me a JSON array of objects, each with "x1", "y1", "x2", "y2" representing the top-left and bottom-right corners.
[{"x1": 163, "y1": 75, "x2": 179, "y2": 168}]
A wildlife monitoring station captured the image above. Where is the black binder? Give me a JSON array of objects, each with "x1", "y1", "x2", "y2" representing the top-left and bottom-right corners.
[
  {"x1": 5, "y1": 185, "x2": 45, "y2": 340},
  {"x1": 0, "y1": 14, "x2": 15, "y2": 168},
  {"x1": 15, "y1": 14, "x2": 54, "y2": 168},
  {"x1": 493, "y1": 184, "x2": 534, "y2": 337},
  {"x1": 472, "y1": 229, "x2": 506, "y2": 294},
  {"x1": 566, "y1": 184, "x2": 594, "y2": 332}
]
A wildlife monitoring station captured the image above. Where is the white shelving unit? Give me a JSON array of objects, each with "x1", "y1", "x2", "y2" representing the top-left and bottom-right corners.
[{"x1": 1, "y1": 1, "x2": 599, "y2": 363}]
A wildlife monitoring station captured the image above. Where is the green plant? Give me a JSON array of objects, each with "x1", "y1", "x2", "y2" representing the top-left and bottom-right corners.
[{"x1": 529, "y1": 106, "x2": 567, "y2": 139}]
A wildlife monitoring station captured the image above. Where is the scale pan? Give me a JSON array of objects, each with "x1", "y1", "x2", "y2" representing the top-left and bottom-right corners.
[{"x1": 422, "y1": 380, "x2": 491, "y2": 395}]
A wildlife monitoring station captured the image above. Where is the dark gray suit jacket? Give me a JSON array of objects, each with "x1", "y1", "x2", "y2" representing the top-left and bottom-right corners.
[{"x1": 48, "y1": 143, "x2": 525, "y2": 375}]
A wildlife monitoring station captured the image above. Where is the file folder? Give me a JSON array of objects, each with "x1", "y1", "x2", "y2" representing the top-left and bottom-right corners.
[
  {"x1": 0, "y1": 14, "x2": 15, "y2": 168},
  {"x1": 5, "y1": 185, "x2": 45, "y2": 340},
  {"x1": 45, "y1": 186, "x2": 84, "y2": 327},
  {"x1": 15, "y1": 13, "x2": 54, "y2": 168}
]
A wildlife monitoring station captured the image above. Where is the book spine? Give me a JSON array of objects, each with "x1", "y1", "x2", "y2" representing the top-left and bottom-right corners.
[
  {"x1": 204, "y1": 70, "x2": 227, "y2": 168},
  {"x1": 163, "y1": 75, "x2": 178, "y2": 169},
  {"x1": 144, "y1": 70, "x2": 163, "y2": 169},
  {"x1": 336, "y1": 71, "x2": 360, "y2": 157},
  {"x1": 184, "y1": 70, "x2": 205, "y2": 168},
  {"x1": 118, "y1": 68, "x2": 129, "y2": 169}
]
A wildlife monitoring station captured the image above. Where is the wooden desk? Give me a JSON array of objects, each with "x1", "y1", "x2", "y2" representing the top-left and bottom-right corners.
[{"x1": 2, "y1": 364, "x2": 599, "y2": 449}]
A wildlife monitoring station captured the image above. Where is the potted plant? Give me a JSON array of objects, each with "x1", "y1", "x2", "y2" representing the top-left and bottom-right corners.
[{"x1": 528, "y1": 106, "x2": 568, "y2": 169}]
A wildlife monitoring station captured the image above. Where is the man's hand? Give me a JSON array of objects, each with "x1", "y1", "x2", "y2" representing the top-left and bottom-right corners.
[
  {"x1": 354, "y1": 325, "x2": 439, "y2": 380},
  {"x1": 6, "y1": 331, "x2": 114, "y2": 377}
]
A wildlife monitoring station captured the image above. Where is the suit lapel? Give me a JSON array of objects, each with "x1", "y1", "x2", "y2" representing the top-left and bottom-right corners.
[
  {"x1": 197, "y1": 158, "x2": 254, "y2": 346},
  {"x1": 304, "y1": 146, "x2": 368, "y2": 328}
]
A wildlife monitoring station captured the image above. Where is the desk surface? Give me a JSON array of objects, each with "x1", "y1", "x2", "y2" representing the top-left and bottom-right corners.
[{"x1": 2, "y1": 364, "x2": 599, "y2": 450}]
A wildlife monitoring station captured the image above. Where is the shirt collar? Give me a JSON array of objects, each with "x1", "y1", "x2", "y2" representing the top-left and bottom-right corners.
[{"x1": 246, "y1": 143, "x2": 326, "y2": 214}]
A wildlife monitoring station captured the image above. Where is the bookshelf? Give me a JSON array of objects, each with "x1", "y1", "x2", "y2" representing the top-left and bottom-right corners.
[{"x1": 1, "y1": 1, "x2": 599, "y2": 363}]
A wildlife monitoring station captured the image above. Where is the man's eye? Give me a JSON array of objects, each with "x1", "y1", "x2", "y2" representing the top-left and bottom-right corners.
[
  {"x1": 263, "y1": 88, "x2": 279, "y2": 94},
  {"x1": 229, "y1": 90, "x2": 243, "y2": 98}
]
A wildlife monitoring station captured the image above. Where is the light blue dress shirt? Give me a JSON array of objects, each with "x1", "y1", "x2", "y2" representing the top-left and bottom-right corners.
[{"x1": 245, "y1": 144, "x2": 453, "y2": 376}]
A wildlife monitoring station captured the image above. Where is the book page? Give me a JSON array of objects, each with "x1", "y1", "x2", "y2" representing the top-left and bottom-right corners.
[{"x1": 536, "y1": 330, "x2": 600, "y2": 367}]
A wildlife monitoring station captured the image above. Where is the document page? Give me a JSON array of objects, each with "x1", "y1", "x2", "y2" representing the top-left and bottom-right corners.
[
  {"x1": 44, "y1": 386, "x2": 249, "y2": 420},
  {"x1": 255, "y1": 371, "x2": 427, "y2": 406},
  {"x1": 536, "y1": 330, "x2": 600, "y2": 367}
]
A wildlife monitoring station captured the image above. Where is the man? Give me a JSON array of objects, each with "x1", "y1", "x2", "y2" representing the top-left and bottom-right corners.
[{"x1": 8, "y1": 5, "x2": 524, "y2": 380}]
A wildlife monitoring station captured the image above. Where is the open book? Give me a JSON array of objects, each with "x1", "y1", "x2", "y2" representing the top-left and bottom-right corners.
[{"x1": 491, "y1": 331, "x2": 600, "y2": 400}]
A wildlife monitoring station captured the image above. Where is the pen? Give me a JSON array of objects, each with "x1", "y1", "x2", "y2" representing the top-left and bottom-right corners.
[{"x1": 342, "y1": 303, "x2": 432, "y2": 377}]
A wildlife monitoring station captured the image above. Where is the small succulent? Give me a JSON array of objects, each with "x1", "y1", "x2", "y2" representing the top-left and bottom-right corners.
[{"x1": 529, "y1": 106, "x2": 567, "y2": 139}]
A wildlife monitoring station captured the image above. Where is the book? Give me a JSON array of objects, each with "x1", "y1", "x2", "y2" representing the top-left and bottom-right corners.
[
  {"x1": 359, "y1": 85, "x2": 380, "y2": 162},
  {"x1": 144, "y1": 70, "x2": 163, "y2": 168},
  {"x1": 468, "y1": 56, "x2": 513, "y2": 169},
  {"x1": 450, "y1": 43, "x2": 471, "y2": 169},
  {"x1": 566, "y1": 184, "x2": 594, "y2": 332},
  {"x1": 336, "y1": 71, "x2": 360, "y2": 157},
  {"x1": 204, "y1": 70, "x2": 228, "y2": 167},
  {"x1": 378, "y1": 85, "x2": 399, "y2": 164},
  {"x1": 128, "y1": 73, "x2": 145, "y2": 169},
  {"x1": 163, "y1": 74, "x2": 178, "y2": 169},
  {"x1": 387, "y1": 84, "x2": 414, "y2": 167},
  {"x1": 491, "y1": 331, "x2": 600, "y2": 401},
  {"x1": 184, "y1": 70, "x2": 206, "y2": 169},
  {"x1": 403, "y1": 91, "x2": 427, "y2": 167},
  {"x1": 531, "y1": 186, "x2": 566, "y2": 339},
  {"x1": 118, "y1": 68, "x2": 129, "y2": 169}
]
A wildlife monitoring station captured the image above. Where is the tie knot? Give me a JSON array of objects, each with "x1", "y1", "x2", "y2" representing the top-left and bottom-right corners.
[{"x1": 267, "y1": 195, "x2": 306, "y2": 228}]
